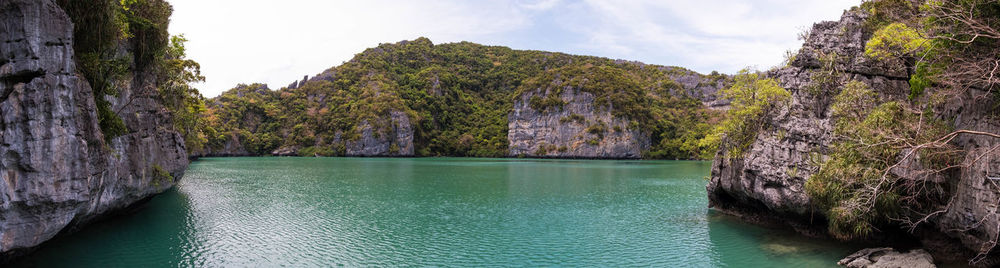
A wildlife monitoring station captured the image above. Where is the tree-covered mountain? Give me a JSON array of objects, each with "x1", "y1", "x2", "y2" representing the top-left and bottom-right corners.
[{"x1": 192, "y1": 38, "x2": 729, "y2": 159}]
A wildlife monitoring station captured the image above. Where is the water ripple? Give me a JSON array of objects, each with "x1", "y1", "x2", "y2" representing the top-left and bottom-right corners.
[{"x1": 14, "y1": 158, "x2": 860, "y2": 267}]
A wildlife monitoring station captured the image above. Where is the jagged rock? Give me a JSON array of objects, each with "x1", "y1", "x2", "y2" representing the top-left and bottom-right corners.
[
  {"x1": 334, "y1": 110, "x2": 414, "y2": 156},
  {"x1": 838, "y1": 248, "x2": 935, "y2": 268},
  {"x1": 297, "y1": 75, "x2": 308, "y2": 88},
  {"x1": 709, "y1": 10, "x2": 909, "y2": 222},
  {"x1": 0, "y1": 0, "x2": 187, "y2": 259},
  {"x1": 707, "y1": 8, "x2": 1000, "y2": 265},
  {"x1": 507, "y1": 67, "x2": 726, "y2": 159},
  {"x1": 508, "y1": 88, "x2": 649, "y2": 158},
  {"x1": 663, "y1": 67, "x2": 729, "y2": 105}
]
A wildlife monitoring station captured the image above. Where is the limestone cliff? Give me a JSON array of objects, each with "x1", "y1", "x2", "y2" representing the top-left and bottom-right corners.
[
  {"x1": 0, "y1": 0, "x2": 187, "y2": 259},
  {"x1": 194, "y1": 83, "x2": 416, "y2": 157},
  {"x1": 508, "y1": 65, "x2": 726, "y2": 159},
  {"x1": 706, "y1": 9, "x2": 1000, "y2": 264},
  {"x1": 338, "y1": 110, "x2": 414, "y2": 156},
  {"x1": 291, "y1": 110, "x2": 414, "y2": 157},
  {"x1": 508, "y1": 88, "x2": 650, "y2": 158},
  {"x1": 200, "y1": 38, "x2": 725, "y2": 159}
]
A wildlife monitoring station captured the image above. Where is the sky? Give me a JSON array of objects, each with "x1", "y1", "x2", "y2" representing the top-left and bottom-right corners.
[{"x1": 168, "y1": 0, "x2": 861, "y2": 97}]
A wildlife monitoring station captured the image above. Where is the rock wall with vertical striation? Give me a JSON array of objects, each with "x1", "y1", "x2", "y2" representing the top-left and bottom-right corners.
[
  {"x1": 508, "y1": 88, "x2": 649, "y2": 158},
  {"x1": 507, "y1": 65, "x2": 726, "y2": 159},
  {"x1": 0, "y1": 0, "x2": 187, "y2": 260},
  {"x1": 327, "y1": 110, "x2": 414, "y2": 157},
  {"x1": 706, "y1": 9, "x2": 1000, "y2": 264}
]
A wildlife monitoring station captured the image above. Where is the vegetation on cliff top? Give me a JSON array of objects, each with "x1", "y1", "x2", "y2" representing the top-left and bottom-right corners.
[
  {"x1": 700, "y1": 70, "x2": 790, "y2": 159},
  {"x1": 801, "y1": 0, "x2": 1000, "y2": 249},
  {"x1": 57, "y1": 0, "x2": 206, "y2": 147},
  {"x1": 201, "y1": 39, "x2": 723, "y2": 159}
]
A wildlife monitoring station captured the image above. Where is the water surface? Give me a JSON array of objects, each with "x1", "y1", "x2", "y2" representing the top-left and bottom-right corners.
[{"x1": 16, "y1": 157, "x2": 858, "y2": 267}]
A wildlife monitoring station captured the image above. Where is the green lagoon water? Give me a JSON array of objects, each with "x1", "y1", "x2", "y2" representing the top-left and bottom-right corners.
[{"x1": 16, "y1": 157, "x2": 860, "y2": 267}]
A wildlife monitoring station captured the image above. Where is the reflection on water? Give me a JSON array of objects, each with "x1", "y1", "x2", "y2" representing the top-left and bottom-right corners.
[{"x1": 15, "y1": 158, "x2": 859, "y2": 267}]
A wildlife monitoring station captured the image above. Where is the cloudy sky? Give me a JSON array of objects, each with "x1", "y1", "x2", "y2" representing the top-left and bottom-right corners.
[{"x1": 168, "y1": 0, "x2": 861, "y2": 97}]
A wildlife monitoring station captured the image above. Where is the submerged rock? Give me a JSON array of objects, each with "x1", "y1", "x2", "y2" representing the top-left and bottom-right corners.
[{"x1": 838, "y1": 248, "x2": 935, "y2": 268}]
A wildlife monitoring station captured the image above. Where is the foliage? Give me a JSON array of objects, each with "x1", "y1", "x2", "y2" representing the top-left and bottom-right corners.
[
  {"x1": 56, "y1": 0, "x2": 176, "y2": 142},
  {"x1": 920, "y1": 0, "x2": 1000, "y2": 102},
  {"x1": 805, "y1": 81, "x2": 955, "y2": 239},
  {"x1": 159, "y1": 35, "x2": 210, "y2": 153},
  {"x1": 863, "y1": 18, "x2": 945, "y2": 99},
  {"x1": 151, "y1": 164, "x2": 173, "y2": 187},
  {"x1": 701, "y1": 70, "x2": 790, "y2": 158},
  {"x1": 805, "y1": 52, "x2": 843, "y2": 96},
  {"x1": 865, "y1": 23, "x2": 930, "y2": 61},
  {"x1": 859, "y1": 0, "x2": 920, "y2": 33},
  {"x1": 204, "y1": 39, "x2": 723, "y2": 159}
]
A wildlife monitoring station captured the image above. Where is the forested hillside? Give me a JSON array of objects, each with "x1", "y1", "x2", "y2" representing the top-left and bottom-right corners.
[{"x1": 190, "y1": 38, "x2": 729, "y2": 159}]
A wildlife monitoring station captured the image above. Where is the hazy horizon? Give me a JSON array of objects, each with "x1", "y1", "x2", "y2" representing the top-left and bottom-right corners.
[{"x1": 168, "y1": 0, "x2": 860, "y2": 97}]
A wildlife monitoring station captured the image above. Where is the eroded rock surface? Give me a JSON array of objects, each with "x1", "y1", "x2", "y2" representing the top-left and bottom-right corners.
[
  {"x1": 0, "y1": 0, "x2": 187, "y2": 259},
  {"x1": 507, "y1": 67, "x2": 725, "y2": 159},
  {"x1": 706, "y1": 9, "x2": 1000, "y2": 265},
  {"x1": 508, "y1": 87, "x2": 650, "y2": 159},
  {"x1": 838, "y1": 248, "x2": 936, "y2": 268},
  {"x1": 338, "y1": 110, "x2": 414, "y2": 157}
]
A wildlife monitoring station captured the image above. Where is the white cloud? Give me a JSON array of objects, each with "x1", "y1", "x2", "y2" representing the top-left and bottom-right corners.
[
  {"x1": 517, "y1": 0, "x2": 563, "y2": 11},
  {"x1": 168, "y1": 0, "x2": 861, "y2": 97},
  {"x1": 551, "y1": 0, "x2": 859, "y2": 73}
]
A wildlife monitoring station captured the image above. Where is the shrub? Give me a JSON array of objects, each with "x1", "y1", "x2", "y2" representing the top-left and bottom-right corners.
[
  {"x1": 806, "y1": 81, "x2": 955, "y2": 239},
  {"x1": 151, "y1": 164, "x2": 173, "y2": 187},
  {"x1": 560, "y1": 113, "x2": 586, "y2": 124},
  {"x1": 701, "y1": 69, "x2": 790, "y2": 158},
  {"x1": 865, "y1": 23, "x2": 930, "y2": 61}
]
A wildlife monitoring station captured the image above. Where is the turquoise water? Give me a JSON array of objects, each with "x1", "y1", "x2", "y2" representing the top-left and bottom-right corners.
[{"x1": 15, "y1": 157, "x2": 858, "y2": 267}]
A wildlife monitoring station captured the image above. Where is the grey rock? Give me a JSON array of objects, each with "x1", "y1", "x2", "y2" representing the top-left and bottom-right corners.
[
  {"x1": 0, "y1": 0, "x2": 187, "y2": 258},
  {"x1": 336, "y1": 110, "x2": 414, "y2": 157},
  {"x1": 507, "y1": 66, "x2": 726, "y2": 159},
  {"x1": 707, "y1": 8, "x2": 1000, "y2": 264},
  {"x1": 297, "y1": 75, "x2": 308, "y2": 88},
  {"x1": 508, "y1": 86, "x2": 650, "y2": 159},
  {"x1": 838, "y1": 248, "x2": 935, "y2": 268},
  {"x1": 708, "y1": 10, "x2": 908, "y2": 221},
  {"x1": 663, "y1": 67, "x2": 729, "y2": 104},
  {"x1": 271, "y1": 146, "x2": 299, "y2": 156}
]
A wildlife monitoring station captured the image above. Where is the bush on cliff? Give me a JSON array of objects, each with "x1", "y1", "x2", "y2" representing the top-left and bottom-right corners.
[
  {"x1": 701, "y1": 69, "x2": 790, "y2": 158},
  {"x1": 805, "y1": 80, "x2": 956, "y2": 239},
  {"x1": 204, "y1": 40, "x2": 722, "y2": 159},
  {"x1": 804, "y1": 0, "x2": 1000, "y2": 241},
  {"x1": 57, "y1": 0, "x2": 206, "y2": 146}
]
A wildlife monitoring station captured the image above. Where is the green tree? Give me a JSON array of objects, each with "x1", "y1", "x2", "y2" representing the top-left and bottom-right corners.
[{"x1": 701, "y1": 69, "x2": 790, "y2": 158}]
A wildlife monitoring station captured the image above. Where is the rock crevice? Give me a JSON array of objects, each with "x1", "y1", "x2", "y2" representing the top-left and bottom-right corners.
[
  {"x1": 706, "y1": 9, "x2": 1000, "y2": 264},
  {"x1": 0, "y1": 0, "x2": 188, "y2": 260}
]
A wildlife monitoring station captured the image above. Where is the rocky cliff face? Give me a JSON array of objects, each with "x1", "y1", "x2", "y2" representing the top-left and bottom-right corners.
[
  {"x1": 0, "y1": 0, "x2": 187, "y2": 259},
  {"x1": 327, "y1": 110, "x2": 414, "y2": 157},
  {"x1": 706, "y1": 9, "x2": 1000, "y2": 264},
  {"x1": 508, "y1": 88, "x2": 649, "y2": 158},
  {"x1": 508, "y1": 66, "x2": 725, "y2": 159},
  {"x1": 228, "y1": 111, "x2": 415, "y2": 157}
]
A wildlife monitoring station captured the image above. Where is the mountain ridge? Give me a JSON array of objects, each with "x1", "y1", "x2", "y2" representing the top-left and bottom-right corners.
[{"x1": 193, "y1": 38, "x2": 729, "y2": 159}]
